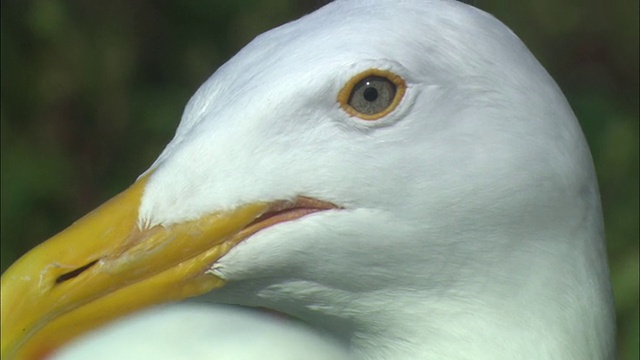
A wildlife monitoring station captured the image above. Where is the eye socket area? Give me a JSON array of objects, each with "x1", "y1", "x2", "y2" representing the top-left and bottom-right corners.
[{"x1": 338, "y1": 69, "x2": 407, "y2": 121}]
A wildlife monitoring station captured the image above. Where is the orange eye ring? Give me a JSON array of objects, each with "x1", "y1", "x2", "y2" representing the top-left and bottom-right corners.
[{"x1": 338, "y1": 69, "x2": 407, "y2": 121}]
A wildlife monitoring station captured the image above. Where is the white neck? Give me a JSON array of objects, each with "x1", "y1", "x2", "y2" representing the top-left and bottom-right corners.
[{"x1": 214, "y1": 222, "x2": 614, "y2": 360}]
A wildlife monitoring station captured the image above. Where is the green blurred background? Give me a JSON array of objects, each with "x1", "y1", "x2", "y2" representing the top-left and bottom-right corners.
[{"x1": 1, "y1": 1, "x2": 638, "y2": 358}]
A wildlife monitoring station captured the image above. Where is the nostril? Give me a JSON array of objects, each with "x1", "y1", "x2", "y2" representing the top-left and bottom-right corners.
[{"x1": 55, "y1": 260, "x2": 99, "y2": 284}]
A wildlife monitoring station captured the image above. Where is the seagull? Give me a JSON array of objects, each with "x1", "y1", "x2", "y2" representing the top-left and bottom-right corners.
[{"x1": 1, "y1": 0, "x2": 616, "y2": 359}]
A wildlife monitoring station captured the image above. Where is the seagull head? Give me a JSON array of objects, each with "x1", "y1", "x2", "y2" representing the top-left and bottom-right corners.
[{"x1": 1, "y1": 1, "x2": 614, "y2": 359}]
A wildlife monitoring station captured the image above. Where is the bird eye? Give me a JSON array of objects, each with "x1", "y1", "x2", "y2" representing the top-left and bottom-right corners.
[{"x1": 338, "y1": 69, "x2": 406, "y2": 120}]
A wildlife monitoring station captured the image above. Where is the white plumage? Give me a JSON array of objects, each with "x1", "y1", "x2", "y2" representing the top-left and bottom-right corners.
[
  {"x1": 4, "y1": 0, "x2": 616, "y2": 359},
  {"x1": 52, "y1": 304, "x2": 351, "y2": 360}
]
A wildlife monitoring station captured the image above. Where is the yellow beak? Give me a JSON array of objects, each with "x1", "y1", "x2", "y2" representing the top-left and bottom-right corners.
[{"x1": 0, "y1": 174, "x2": 336, "y2": 359}]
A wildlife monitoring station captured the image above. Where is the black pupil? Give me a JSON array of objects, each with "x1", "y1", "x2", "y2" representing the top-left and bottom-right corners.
[{"x1": 363, "y1": 86, "x2": 379, "y2": 102}]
